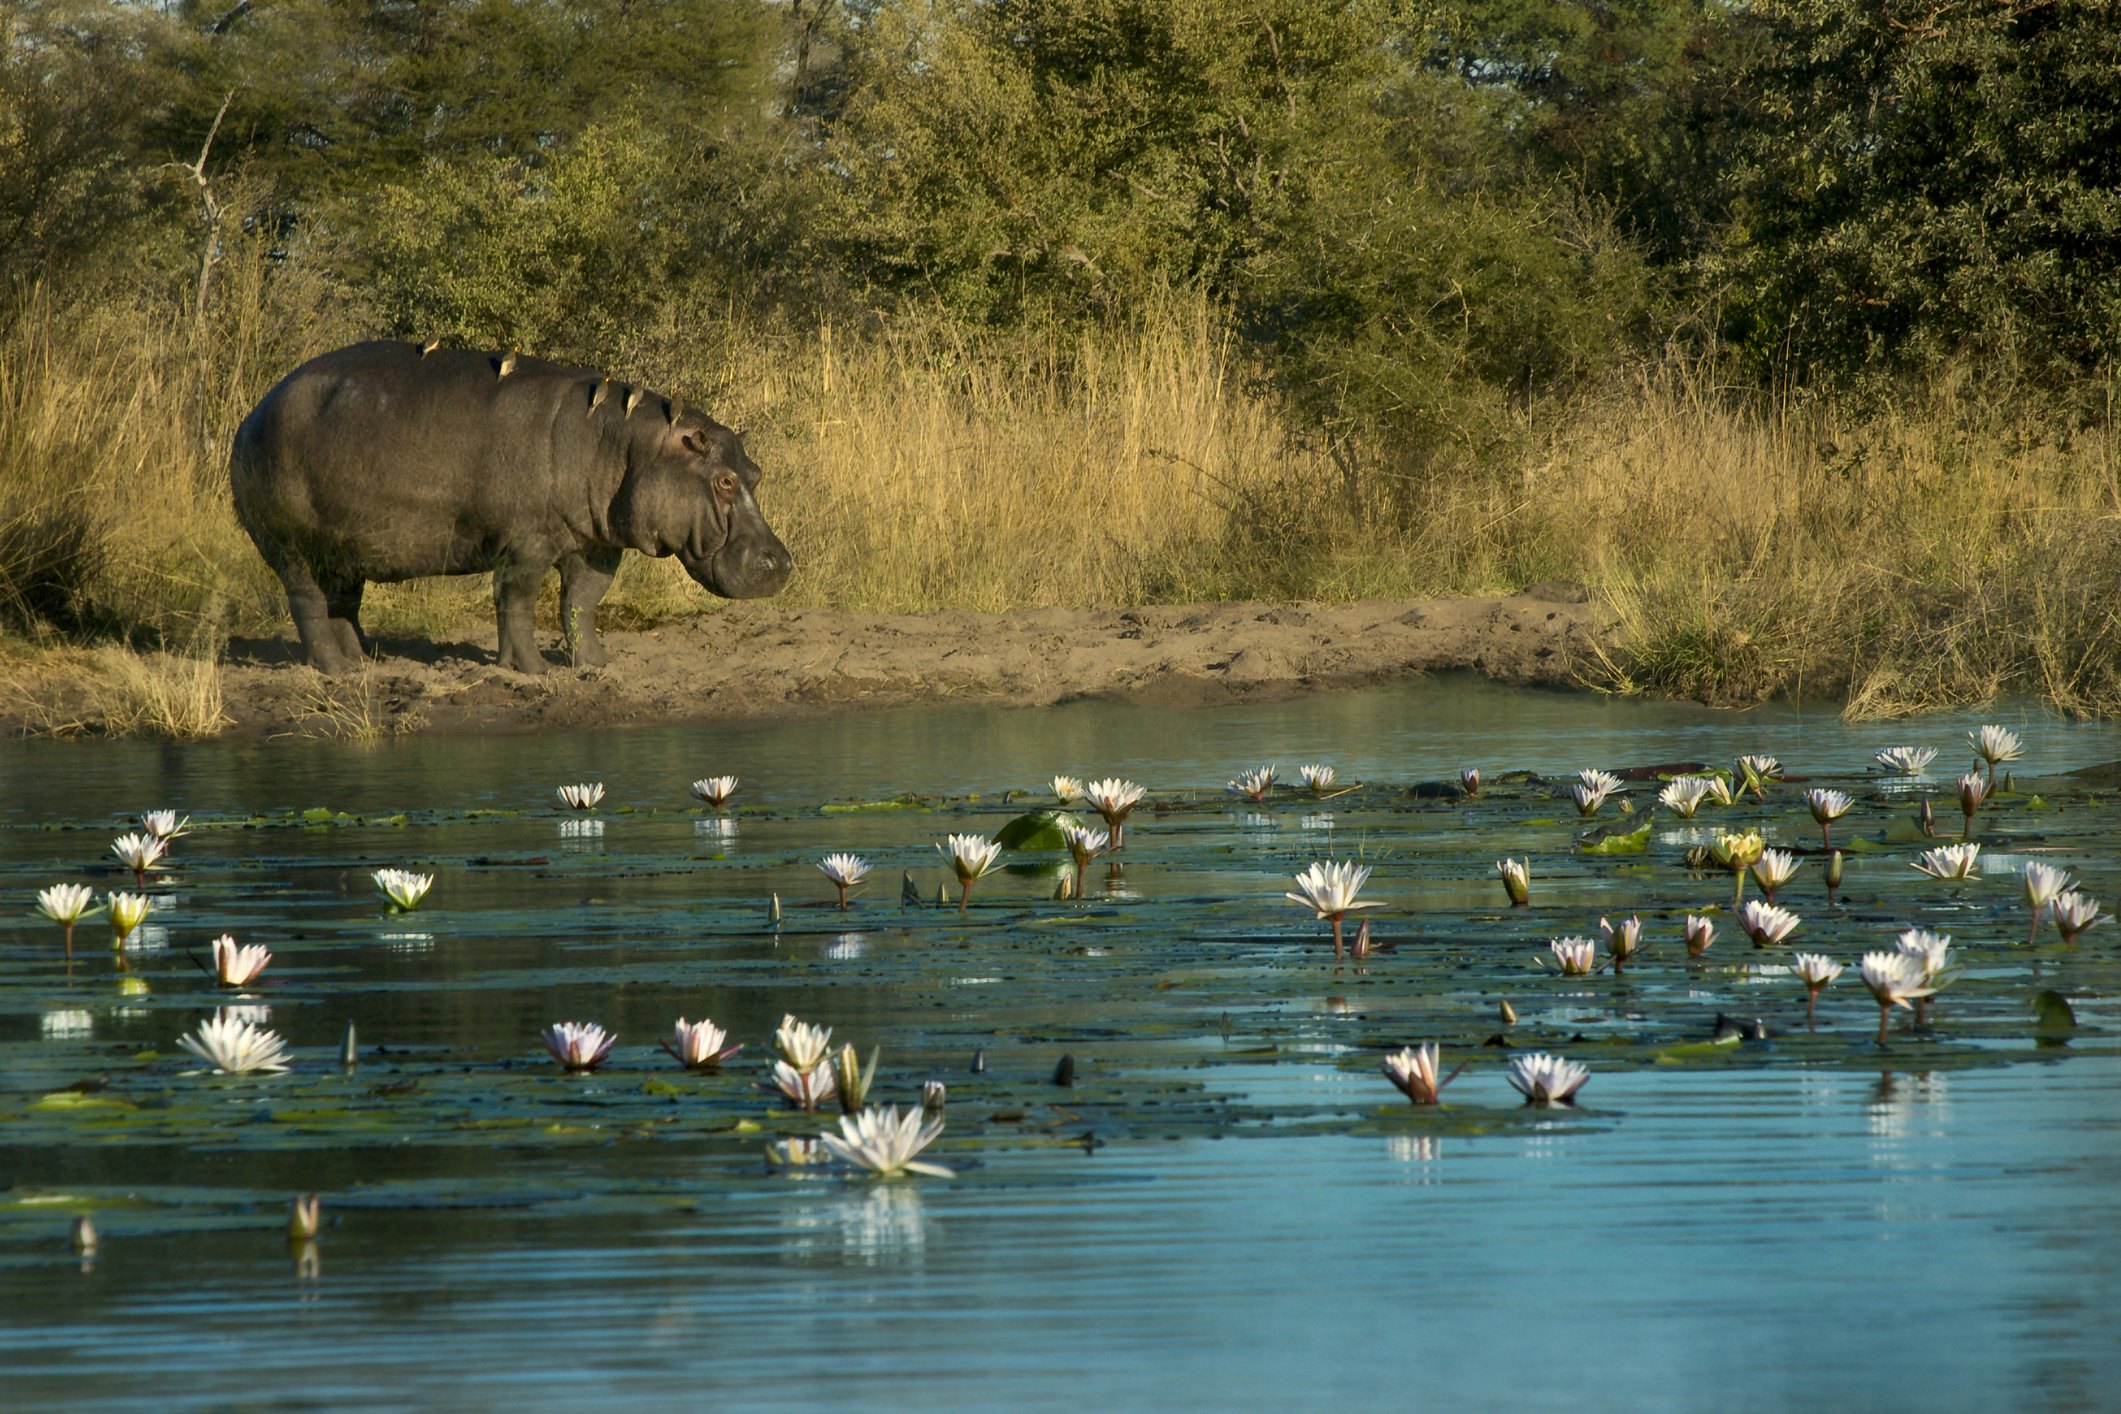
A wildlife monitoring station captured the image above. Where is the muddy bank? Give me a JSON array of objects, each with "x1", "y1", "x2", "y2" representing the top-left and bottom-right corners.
[{"x1": 16, "y1": 588, "x2": 1616, "y2": 740}]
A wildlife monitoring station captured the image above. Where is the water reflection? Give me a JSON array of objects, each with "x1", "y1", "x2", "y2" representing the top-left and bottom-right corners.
[
  {"x1": 693, "y1": 816, "x2": 739, "y2": 844},
  {"x1": 825, "y1": 934, "x2": 869, "y2": 961},
  {"x1": 381, "y1": 931, "x2": 436, "y2": 954},
  {"x1": 781, "y1": 1185, "x2": 929, "y2": 1269},
  {"x1": 40, "y1": 1009, "x2": 92, "y2": 1039}
]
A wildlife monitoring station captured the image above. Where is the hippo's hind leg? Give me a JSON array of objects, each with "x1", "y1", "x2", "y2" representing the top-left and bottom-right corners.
[
  {"x1": 321, "y1": 577, "x2": 372, "y2": 666},
  {"x1": 492, "y1": 558, "x2": 552, "y2": 674},
  {"x1": 274, "y1": 560, "x2": 358, "y2": 676},
  {"x1": 558, "y1": 548, "x2": 621, "y2": 668}
]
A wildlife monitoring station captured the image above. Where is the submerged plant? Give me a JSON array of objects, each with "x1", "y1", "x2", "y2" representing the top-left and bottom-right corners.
[
  {"x1": 1913, "y1": 843, "x2": 1980, "y2": 881},
  {"x1": 1381, "y1": 1044, "x2": 1463, "y2": 1105},
  {"x1": 691, "y1": 775, "x2": 738, "y2": 808},
  {"x1": 1806, "y1": 789, "x2": 1853, "y2": 848},
  {"x1": 1496, "y1": 857, "x2": 1530, "y2": 908},
  {"x1": 1228, "y1": 765, "x2": 1278, "y2": 802},
  {"x1": 1875, "y1": 746, "x2": 1936, "y2": 776},
  {"x1": 1284, "y1": 860, "x2": 1383, "y2": 959},
  {"x1": 939, "y1": 833, "x2": 1002, "y2": 913},
  {"x1": 110, "y1": 832, "x2": 165, "y2": 888},
  {"x1": 820, "y1": 1105, "x2": 952, "y2": 1179},
  {"x1": 372, "y1": 869, "x2": 434, "y2": 910},
  {"x1": 1791, "y1": 953, "x2": 1843, "y2": 1029},
  {"x1": 209, "y1": 934, "x2": 271, "y2": 987},
  {"x1": 2021, "y1": 862, "x2": 2072, "y2": 945},
  {"x1": 819, "y1": 853, "x2": 872, "y2": 909},
  {"x1": 1081, "y1": 778, "x2": 1146, "y2": 848},
  {"x1": 664, "y1": 1018, "x2": 742, "y2": 1070},
  {"x1": 178, "y1": 1014, "x2": 291, "y2": 1074},
  {"x1": 556, "y1": 782, "x2": 605, "y2": 811},
  {"x1": 1859, "y1": 952, "x2": 1934, "y2": 1046},
  {"x1": 1508, "y1": 1053, "x2": 1589, "y2": 1106},
  {"x1": 36, "y1": 883, "x2": 100, "y2": 963},
  {"x1": 543, "y1": 1021, "x2": 616, "y2": 1072}
]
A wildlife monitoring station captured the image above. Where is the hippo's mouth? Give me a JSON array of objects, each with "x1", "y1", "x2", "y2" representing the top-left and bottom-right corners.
[{"x1": 682, "y1": 534, "x2": 792, "y2": 600}]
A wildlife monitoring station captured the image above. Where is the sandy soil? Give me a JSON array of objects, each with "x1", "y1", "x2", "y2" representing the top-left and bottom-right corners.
[{"x1": 16, "y1": 587, "x2": 1615, "y2": 740}]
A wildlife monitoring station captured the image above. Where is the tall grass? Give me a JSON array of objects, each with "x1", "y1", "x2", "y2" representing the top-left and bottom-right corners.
[{"x1": 3, "y1": 273, "x2": 2117, "y2": 725}]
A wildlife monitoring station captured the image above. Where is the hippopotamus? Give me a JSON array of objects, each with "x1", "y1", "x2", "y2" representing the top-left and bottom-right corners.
[{"x1": 229, "y1": 340, "x2": 792, "y2": 674}]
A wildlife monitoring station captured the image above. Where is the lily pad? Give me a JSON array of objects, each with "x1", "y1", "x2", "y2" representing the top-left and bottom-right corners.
[{"x1": 995, "y1": 809, "x2": 1075, "y2": 850}]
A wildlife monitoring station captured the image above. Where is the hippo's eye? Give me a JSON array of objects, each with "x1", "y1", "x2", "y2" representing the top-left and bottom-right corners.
[{"x1": 714, "y1": 472, "x2": 739, "y2": 497}]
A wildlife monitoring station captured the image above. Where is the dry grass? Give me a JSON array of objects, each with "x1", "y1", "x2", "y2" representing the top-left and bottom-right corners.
[
  {"x1": 3, "y1": 275, "x2": 2117, "y2": 722},
  {"x1": 0, "y1": 643, "x2": 231, "y2": 738}
]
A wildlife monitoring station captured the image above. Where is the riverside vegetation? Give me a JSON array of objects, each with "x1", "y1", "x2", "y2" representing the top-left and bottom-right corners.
[{"x1": 3, "y1": 0, "x2": 2118, "y2": 732}]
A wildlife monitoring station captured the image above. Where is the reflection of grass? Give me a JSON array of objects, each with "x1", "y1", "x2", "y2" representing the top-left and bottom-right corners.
[{"x1": 4, "y1": 272, "x2": 2116, "y2": 715}]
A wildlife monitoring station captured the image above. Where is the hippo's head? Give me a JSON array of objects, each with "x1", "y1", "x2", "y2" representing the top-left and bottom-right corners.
[{"x1": 613, "y1": 411, "x2": 792, "y2": 599}]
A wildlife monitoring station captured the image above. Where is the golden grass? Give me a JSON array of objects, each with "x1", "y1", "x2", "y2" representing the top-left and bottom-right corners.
[
  {"x1": 0, "y1": 643, "x2": 231, "y2": 739},
  {"x1": 2, "y1": 275, "x2": 2117, "y2": 722}
]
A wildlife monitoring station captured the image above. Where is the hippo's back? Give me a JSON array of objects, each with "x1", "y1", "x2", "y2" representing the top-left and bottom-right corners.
[{"x1": 231, "y1": 341, "x2": 596, "y2": 582}]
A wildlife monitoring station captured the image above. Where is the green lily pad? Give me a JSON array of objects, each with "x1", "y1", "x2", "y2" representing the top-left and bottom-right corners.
[
  {"x1": 996, "y1": 809, "x2": 1075, "y2": 850},
  {"x1": 821, "y1": 793, "x2": 933, "y2": 814},
  {"x1": 1580, "y1": 819, "x2": 1652, "y2": 855}
]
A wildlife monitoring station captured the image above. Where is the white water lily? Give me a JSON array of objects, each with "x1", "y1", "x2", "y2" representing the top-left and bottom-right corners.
[
  {"x1": 556, "y1": 782, "x2": 605, "y2": 811},
  {"x1": 140, "y1": 810, "x2": 191, "y2": 842},
  {"x1": 1737, "y1": 899, "x2": 1801, "y2": 947},
  {"x1": 1570, "y1": 780, "x2": 1615, "y2": 817},
  {"x1": 1955, "y1": 772, "x2": 1988, "y2": 839},
  {"x1": 690, "y1": 775, "x2": 738, "y2": 807},
  {"x1": 922, "y1": 1079, "x2": 947, "y2": 1110},
  {"x1": 1059, "y1": 819, "x2": 1109, "y2": 899},
  {"x1": 1791, "y1": 952, "x2": 1843, "y2": 1027},
  {"x1": 768, "y1": 1057, "x2": 838, "y2": 1111},
  {"x1": 1659, "y1": 777, "x2": 1711, "y2": 819},
  {"x1": 664, "y1": 1018, "x2": 742, "y2": 1070},
  {"x1": 1496, "y1": 857, "x2": 1530, "y2": 907},
  {"x1": 1228, "y1": 765, "x2": 1278, "y2": 802},
  {"x1": 1805, "y1": 788, "x2": 1853, "y2": 847},
  {"x1": 818, "y1": 852, "x2": 872, "y2": 908},
  {"x1": 372, "y1": 868, "x2": 433, "y2": 910},
  {"x1": 1080, "y1": 778, "x2": 1147, "y2": 848},
  {"x1": 1750, "y1": 848, "x2": 1802, "y2": 900},
  {"x1": 1381, "y1": 1044, "x2": 1459, "y2": 1105},
  {"x1": 542, "y1": 1020, "x2": 616, "y2": 1071},
  {"x1": 775, "y1": 1014, "x2": 834, "y2": 1072},
  {"x1": 1683, "y1": 914, "x2": 1716, "y2": 958},
  {"x1": 1702, "y1": 774, "x2": 1738, "y2": 807},
  {"x1": 210, "y1": 934, "x2": 271, "y2": 987},
  {"x1": 1599, "y1": 915, "x2": 1646, "y2": 971},
  {"x1": 939, "y1": 833, "x2": 1002, "y2": 913},
  {"x1": 1711, "y1": 829, "x2": 1765, "y2": 907},
  {"x1": 1545, "y1": 937, "x2": 1598, "y2": 976},
  {"x1": 1508, "y1": 1052, "x2": 1589, "y2": 1105},
  {"x1": 1860, "y1": 951, "x2": 1935, "y2": 1044},
  {"x1": 178, "y1": 1014, "x2": 291, "y2": 1075},
  {"x1": 1285, "y1": 860, "x2": 1383, "y2": 958},
  {"x1": 1460, "y1": 767, "x2": 1481, "y2": 797},
  {"x1": 1895, "y1": 928, "x2": 1953, "y2": 987},
  {"x1": 1969, "y1": 724, "x2": 2023, "y2": 778},
  {"x1": 1875, "y1": 745, "x2": 1937, "y2": 775},
  {"x1": 36, "y1": 883, "x2": 100, "y2": 962},
  {"x1": 820, "y1": 1104, "x2": 952, "y2": 1178},
  {"x1": 1050, "y1": 775, "x2": 1085, "y2": 804},
  {"x1": 2021, "y1": 861, "x2": 2072, "y2": 944},
  {"x1": 110, "y1": 832, "x2": 166, "y2": 885},
  {"x1": 106, "y1": 891, "x2": 150, "y2": 946},
  {"x1": 2051, "y1": 891, "x2": 2107, "y2": 944},
  {"x1": 1735, "y1": 754, "x2": 1782, "y2": 797},
  {"x1": 1913, "y1": 843, "x2": 1980, "y2": 880},
  {"x1": 835, "y1": 1042, "x2": 879, "y2": 1113},
  {"x1": 1300, "y1": 763, "x2": 1336, "y2": 794}
]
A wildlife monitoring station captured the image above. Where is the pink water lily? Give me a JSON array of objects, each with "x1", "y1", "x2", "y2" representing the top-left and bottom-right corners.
[{"x1": 542, "y1": 1021, "x2": 616, "y2": 1072}]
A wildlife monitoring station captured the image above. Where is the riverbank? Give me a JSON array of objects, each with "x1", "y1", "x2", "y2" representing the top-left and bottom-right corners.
[{"x1": 0, "y1": 590, "x2": 1609, "y2": 741}]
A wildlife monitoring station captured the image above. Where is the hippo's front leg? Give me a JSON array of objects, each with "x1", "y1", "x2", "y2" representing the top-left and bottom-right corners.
[
  {"x1": 558, "y1": 547, "x2": 622, "y2": 668},
  {"x1": 492, "y1": 558, "x2": 552, "y2": 674}
]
